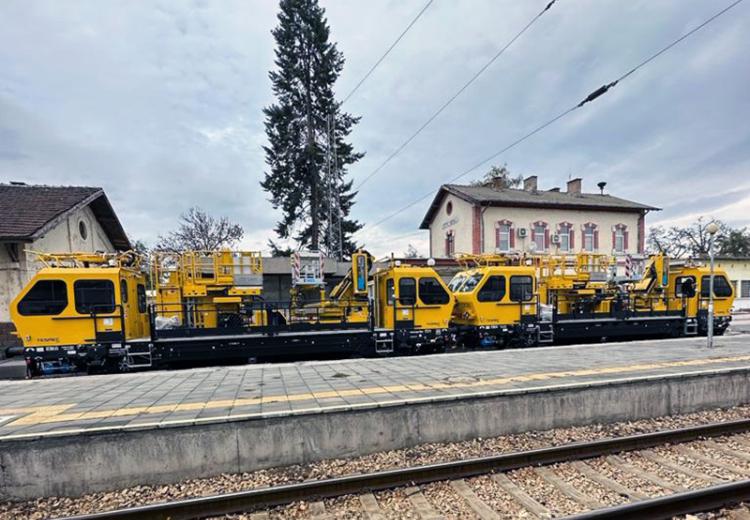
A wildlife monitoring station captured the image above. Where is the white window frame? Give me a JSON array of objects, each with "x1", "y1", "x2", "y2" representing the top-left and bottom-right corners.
[
  {"x1": 497, "y1": 224, "x2": 510, "y2": 252},
  {"x1": 558, "y1": 226, "x2": 570, "y2": 252},
  {"x1": 584, "y1": 226, "x2": 595, "y2": 252},
  {"x1": 614, "y1": 227, "x2": 625, "y2": 253},
  {"x1": 533, "y1": 224, "x2": 546, "y2": 251}
]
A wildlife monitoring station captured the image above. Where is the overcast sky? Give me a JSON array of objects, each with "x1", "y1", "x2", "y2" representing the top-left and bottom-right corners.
[{"x1": 1, "y1": 0, "x2": 748, "y2": 256}]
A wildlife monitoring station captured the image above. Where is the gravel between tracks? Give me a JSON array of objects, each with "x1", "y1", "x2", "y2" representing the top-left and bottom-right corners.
[{"x1": 4, "y1": 405, "x2": 750, "y2": 519}]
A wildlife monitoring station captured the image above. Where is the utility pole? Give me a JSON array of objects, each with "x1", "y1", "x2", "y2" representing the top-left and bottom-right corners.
[{"x1": 706, "y1": 222, "x2": 719, "y2": 348}]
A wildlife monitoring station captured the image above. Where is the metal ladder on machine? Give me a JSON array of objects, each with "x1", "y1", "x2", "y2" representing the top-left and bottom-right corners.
[
  {"x1": 537, "y1": 321, "x2": 554, "y2": 345},
  {"x1": 125, "y1": 343, "x2": 153, "y2": 369}
]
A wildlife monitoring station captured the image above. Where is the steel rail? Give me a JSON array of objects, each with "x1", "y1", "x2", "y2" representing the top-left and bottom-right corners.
[
  {"x1": 62, "y1": 418, "x2": 750, "y2": 520},
  {"x1": 563, "y1": 479, "x2": 750, "y2": 520}
]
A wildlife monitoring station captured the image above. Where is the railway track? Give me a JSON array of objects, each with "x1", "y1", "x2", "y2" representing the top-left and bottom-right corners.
[{"x1": 62, "y1": 419, "x2": 750, "y2": 520}]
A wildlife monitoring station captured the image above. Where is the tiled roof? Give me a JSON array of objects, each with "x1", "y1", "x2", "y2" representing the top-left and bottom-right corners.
[
  {"x1": 420, "y1": 184, "x2": 660, "y2": 229},
  {"x1": 0, "y1": 183, "x2": 130, "y2": 250}
]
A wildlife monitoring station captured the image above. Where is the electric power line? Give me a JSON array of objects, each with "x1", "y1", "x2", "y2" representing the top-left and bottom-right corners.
[
  {"x1": 354, "y1": 0, "x2": 559, "y2": 191},
  {"x1": 341, "y1": 0, "x2": 434, "y2": 105},
  {"x1": 354, "y1": 0, "x2": 745, "y2": 237}
]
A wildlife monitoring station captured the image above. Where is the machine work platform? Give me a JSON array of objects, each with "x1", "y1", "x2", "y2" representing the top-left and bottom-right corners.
[{"x1": 0, "y1": 335, "x2": 749, "y2": 441}]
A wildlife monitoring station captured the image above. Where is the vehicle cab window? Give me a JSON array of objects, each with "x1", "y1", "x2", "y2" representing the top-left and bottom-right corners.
[
  {"x1": 701, "y1": 275, "x2": 733, "y2": 298},
  {"x1": 74, "y1": 280, "x2": 116, "y2": 314},
  {"x1": 17, "y1": 280, "x2": 68, "y2": 316},
  {"x1": 419, "y1": 277, "x2": 449, "y2": 305},
  {"x1": 477, "y1": 275, "x2": 506, "y2": 302},
  {"x1": 399, "y1": 277, "x2": 416, "y2": 305},
  {"x1": 510, "y1": 275, "x2": 534, "y2": 302}
]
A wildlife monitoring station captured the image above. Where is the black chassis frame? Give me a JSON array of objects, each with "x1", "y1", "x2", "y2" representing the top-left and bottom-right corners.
[{"x1": 23, "y1": 326, "x2": 452, "y2": 375}]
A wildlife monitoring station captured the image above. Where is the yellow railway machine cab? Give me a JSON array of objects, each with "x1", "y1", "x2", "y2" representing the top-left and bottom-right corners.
[
  {"x1": 10, "y1": 252, "x2": 151, "y2": 376},
  {"x1": 666, "y1": 259, "x2": 734, "y2": 336},
  {"x1": 369, "y1": 260, "x2": 454, "y2": 354},
  {"x1": 152, "y1": 250, "x2": 268, "y2": 331},
  {"x1": 448, "y1": 254, "x2": 539, "y2": 348}
]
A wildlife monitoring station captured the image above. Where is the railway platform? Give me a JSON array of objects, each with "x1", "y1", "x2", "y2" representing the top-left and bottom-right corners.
[{"x1": 2, "y1": 334, "x2": 750, "y2": 500}]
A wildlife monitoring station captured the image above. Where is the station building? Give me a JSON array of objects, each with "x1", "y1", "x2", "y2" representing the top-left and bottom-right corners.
[
  {"x1": 420, "y1": 176, "x2": 659, "y2": 271},
  {"x1": 0, "y1": 183, "x2": 130, "y2": 350},
  {"x1": 713, "y1": 257, "x2": 750, "y2": 311}
]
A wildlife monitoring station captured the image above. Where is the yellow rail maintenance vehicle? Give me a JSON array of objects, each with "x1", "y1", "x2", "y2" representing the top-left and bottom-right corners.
[
  {"x1": 11, "y1": 250, "x2": 454, "y2": 376},
  {"x1": 151, "y1": 250, "x2": 266, "y2": 330},
  {"x1": 10, "y1": 251, "x2": 150, "y2": 376},
  {"x1": 370, "y1": 258, "x2": 454, "y2": 354},
  {"x1": 447, "y1": 251, "x2": 734, "y2": 348},
  {"x1": 449, "y1": 254, "x2": 538, "y2": 348}
]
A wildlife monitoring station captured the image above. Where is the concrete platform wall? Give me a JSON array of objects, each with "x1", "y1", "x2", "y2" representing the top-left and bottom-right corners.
[{"x1": 2, "y1": 367, "x2": 749, "y2": 500}]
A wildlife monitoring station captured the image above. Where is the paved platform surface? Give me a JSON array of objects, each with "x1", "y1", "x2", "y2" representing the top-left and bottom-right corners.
[{"x1": 1, "y1": 335, "x2": 749, "y2": 441}]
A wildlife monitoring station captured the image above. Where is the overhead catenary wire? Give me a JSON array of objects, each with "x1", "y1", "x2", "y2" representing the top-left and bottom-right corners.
[
  {"x1": 341, "y1": 0, "x2": 434, "y2": 106},
  {"x1": 354, "y1": 0, "x2": 559, "y2": 191},
  {"x1": 354, "y1": 0, "x2": 745, "y2": 237}
]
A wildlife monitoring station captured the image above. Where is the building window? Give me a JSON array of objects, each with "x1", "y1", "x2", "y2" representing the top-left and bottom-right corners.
[
  {"x1": 17, "y1": 280, "x2": 68, "y2": 316},
  {"x1": 532, "y1": 222, "x2": 547, "y2": 252},
  {"x1": 558, "y1": 223, "x2": 573, "y2": 252},
  {"x1": 74, "y1": 279, "x2": 116, "y2": 314},
  {"x1": 79, "y1": 220, "x2": 88, "y2": 240},
  {"x1": 445, "y1": 231, "x2": 455, "y2": 257},
  {"x1": 446, "y1": 201, "x2": 453, "y2": 215},
  {"x1": 741, "y1": 280, "x2": 750, "y2": 298},
  {"x1": 497, "y1": 224, "x2": 510, "y2": 252},
  {"x1": 583, "y1": 224, "x2": 598, "y2": 252},
  {"x1": 418, "y1": 277, "x2": 450, "y2": 305},
  {"x1": 613, "y1": 224, "x2": 628, "y2": 253}
]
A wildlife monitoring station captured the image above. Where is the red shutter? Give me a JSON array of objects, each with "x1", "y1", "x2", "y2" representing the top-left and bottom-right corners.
[
  {"x1": 594, "y1": 229, "x2": 599, "y2": 250},
  {"x1": 612, "y1": 231, "x2": 616, "y2": 251},
  {"x1": 624, "y1": 230, "x2": 629, "y2": 251},
  {"x1": 445, "y1": 236, "x2": 450, "y2": 257},
  {"x1": 544, "y1": 228, "x2": 550, "y2": 250},
  {"x1": 570, "y1": 229, "x2": 575, "y2": 250},
  {"x1": 509, "y1": 226, "x2": 515, "y2": 248},
  {"x1": 495, "y1": 227, "x2": 500, "y2": 249}
]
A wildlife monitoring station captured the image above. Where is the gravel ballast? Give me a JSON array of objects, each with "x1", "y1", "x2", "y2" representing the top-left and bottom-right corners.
[{"x1": 4, "y1": 405, "x2": 750, "y2": 519}]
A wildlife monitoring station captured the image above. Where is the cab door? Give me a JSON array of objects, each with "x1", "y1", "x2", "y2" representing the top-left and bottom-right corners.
[
  {"x1": 509, "y1": 275, "x2": 536, "y2": 322},
  {"x1": 394, "y1": 276, "x2": 416, "y2": 329},
  {"x1": 474, "y1": 274, "x2": 508, "y2": 325},
  {"x1": 73, "y1": 278, "x2": 122, "y2": 342}
]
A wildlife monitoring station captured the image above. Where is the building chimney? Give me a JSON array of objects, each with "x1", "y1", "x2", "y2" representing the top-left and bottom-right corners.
[
  {"x1": 566, "y1": 178, "x2": 582, "y2": 194},
  {"x1": 523, "y1": 175, "x2": 538, "y2": 192}
]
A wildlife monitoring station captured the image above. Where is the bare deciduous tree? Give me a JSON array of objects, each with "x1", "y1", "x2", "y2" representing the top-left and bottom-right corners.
[
  {"x1": 155, "y1": 207, "x2": 244, "y2": 251},
  {"x1": 647, "y1": 217, "x2": 729, "y2": 258}
]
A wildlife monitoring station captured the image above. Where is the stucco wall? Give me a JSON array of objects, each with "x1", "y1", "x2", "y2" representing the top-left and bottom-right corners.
[
  {"x1": 428, "y1": 194, "x2": 474, "y2": 258},
  {"x1": 715, "y1": 258, "x2": 750, "y2": 311},
  {"x1": 0, "y1": 205, "x2": 115, "y2": 324},
  {"x1": 428, "y1": 196, "x2": 643, "y2": 259}
]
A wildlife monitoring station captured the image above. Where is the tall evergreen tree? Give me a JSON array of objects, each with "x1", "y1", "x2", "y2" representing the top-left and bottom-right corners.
[{"x1": 262, "y1": 0, "x2": 363, "y2": 258}]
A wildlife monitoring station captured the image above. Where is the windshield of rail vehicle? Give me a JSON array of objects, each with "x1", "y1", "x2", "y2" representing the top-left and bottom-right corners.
[
  {"x1": 447, "y1": 273, "x2": 468, "y2": 292},
  {"x1": 457, "y1": 272, "x2": 484, "y2": 292}
]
